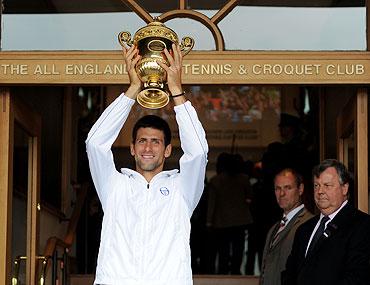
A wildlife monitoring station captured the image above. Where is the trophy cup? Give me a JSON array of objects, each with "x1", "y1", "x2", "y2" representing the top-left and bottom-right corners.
[{"x1": 118, "y1": 20, "x2": 194, "y2": 109}]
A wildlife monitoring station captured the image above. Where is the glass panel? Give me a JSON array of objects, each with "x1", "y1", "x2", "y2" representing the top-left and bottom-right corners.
[
  {"x1": 14, "y1": 88, "x2": 63, "y2": 209},
  {"x1": 12, "y1": 122, "x2": 29, "y2": 284},
  {"x1": 2, "y1": 13, "x2": 146, "y2": 51},
  {"x1": 346, "y1": 132, "x2": 355, "y2": 174},
  {"x1": 219, "y1": 7, "x2": 366, "y2": 51},
  {"x1": 160, "y1": 17, "x2": 216, "y2": 51},
  {"x1": 2, "y1": 2, "x2": 366, "y2": 51}
]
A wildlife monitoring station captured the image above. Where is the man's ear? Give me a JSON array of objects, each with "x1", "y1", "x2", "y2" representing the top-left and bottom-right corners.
[
  {"x1": 342, "y1": 182, "x2": 349, "y2": 196},
  {"x1": 130, "y1": 143, "x2": 135, "y2": 156},
  {"x1": 164, "y1": 144, "x2": 172, "y2": 158},
  {"x1": 298, "y1": 184, "x2": 304, "y2": 196}
]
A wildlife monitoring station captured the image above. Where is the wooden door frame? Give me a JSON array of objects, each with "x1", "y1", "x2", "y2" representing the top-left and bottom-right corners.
[
  {"x1": 0, "y1": 64, "x2": 369, "y2": 285},
  {"x1": 337, "y1": 88, "x2": 368, "y2": 213},
  {"x1": 0, "y1": 1, "x2": 368, "y2": 280},
  {"x1": 0, "y1": 88, "x2": 13, "y2": 285},
  {"x1": 0, "y1": 89, "x2": 41, "y2": 285}
]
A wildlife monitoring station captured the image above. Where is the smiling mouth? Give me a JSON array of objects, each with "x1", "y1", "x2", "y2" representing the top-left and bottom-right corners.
[{"x1": 142, "y1": 154, "x2": 154, "y2": 159}]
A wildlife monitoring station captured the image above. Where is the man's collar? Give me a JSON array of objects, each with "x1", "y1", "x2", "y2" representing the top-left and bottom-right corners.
[{"x1": 284, "y1": 204, "x2": 305, "y2": 223}]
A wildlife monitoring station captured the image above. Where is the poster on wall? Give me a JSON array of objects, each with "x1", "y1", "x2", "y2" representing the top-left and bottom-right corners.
[{"x1": 107, "y1": 85, "x2": 281, "y2": 148}]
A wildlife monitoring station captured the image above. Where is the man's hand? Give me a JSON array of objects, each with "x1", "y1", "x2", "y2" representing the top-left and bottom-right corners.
[
  {"x1": 122, "y1": 45, "x2": 141, "y2": 99},
  {"x1": 158, "y1": 44, "x2": 185, "y2": 105}
]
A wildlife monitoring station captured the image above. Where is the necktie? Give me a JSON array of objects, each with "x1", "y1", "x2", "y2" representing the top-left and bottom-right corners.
[
  {"x1": 306, "y1": 215, "x2": 330, "y2": 256},
  {"x1": 270, "y1": 217, "x2": 288, "y2": 247}
]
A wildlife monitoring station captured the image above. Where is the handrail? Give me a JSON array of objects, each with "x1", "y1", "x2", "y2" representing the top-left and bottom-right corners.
[
  {"x1": 44, "y1": 182, "x2": 88, "y2": 256},
  {"x1": 63, "y1": 182, "x2": 88, "y2": 245},
  {"x1": 43, "y1": 237, "x2": 70, "y2": 259}
]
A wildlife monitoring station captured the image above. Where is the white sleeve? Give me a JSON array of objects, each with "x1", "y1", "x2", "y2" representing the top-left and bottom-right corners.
[
  {"x1": 174, "y1": 101, "x2": 208, "y2": 214},
  {"x1": 85, "y1": 94, "x2": 135, "y2": 210}
]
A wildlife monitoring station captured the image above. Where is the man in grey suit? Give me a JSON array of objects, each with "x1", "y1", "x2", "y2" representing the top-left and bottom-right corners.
[{"x1": 260, "y1": 168, "x2": 312, "y2": 285}]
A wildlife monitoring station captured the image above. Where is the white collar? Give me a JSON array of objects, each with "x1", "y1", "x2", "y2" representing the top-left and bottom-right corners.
[
  {"x1": 284, "y1": 204, "x2": 305, "y2": 224},
  {"x1": 120, "y1": 168, "x2": 179, "y2": 179}
]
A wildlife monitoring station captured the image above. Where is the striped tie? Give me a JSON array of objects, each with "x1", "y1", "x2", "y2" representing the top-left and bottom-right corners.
[{"x1": 270, "y1": 217, "x2": 288, "y2": 247}]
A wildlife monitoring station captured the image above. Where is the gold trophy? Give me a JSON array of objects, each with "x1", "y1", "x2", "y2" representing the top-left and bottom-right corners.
[{"x1": 118, "y1": 20, "x2": 194, "y2": 109}]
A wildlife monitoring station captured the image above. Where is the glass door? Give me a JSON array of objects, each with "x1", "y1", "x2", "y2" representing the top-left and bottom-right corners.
[{"x1": 8, "y1": 92, "x2": 41, "y2": 285}]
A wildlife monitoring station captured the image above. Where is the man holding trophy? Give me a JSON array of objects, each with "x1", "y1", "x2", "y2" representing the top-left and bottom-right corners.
[{"x1": 86, "y1": 20, "x2": 208, "y2": 285}]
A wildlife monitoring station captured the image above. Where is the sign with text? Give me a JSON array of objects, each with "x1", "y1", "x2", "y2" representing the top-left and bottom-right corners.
[{"x1": 0, "y1": 51, "x2": 369, "y2": 84}]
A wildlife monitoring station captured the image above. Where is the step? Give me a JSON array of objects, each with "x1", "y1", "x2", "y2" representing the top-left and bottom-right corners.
[
  {"x1": 70, "y1": 274, "x2": 260, "y2": 285},
  {"x1": 195, "y1": 275, "x2": 259, "y2": 285}
]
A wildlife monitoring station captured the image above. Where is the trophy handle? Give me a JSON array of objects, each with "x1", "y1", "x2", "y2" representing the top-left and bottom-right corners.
[
  {"x1": 179, "y1": 36, "x2": 194, "y2": 56},
  {"x1": 118, "y1": 31, "x2": 133, "y2": 47}
]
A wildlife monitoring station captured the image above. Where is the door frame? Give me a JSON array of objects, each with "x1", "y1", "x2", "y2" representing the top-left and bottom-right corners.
[
  {"x1": 337, "y1": 88, "x2": 368, "y2": 213},
  {"x1": 0, "y1": 89, "x2": 13, "y2": 285},
  {"x1": 0, "y1": 88, "x2": 41, "y2": 285},
  {"x1": 0, "y1": 52, "x2": 369, "y2": 284}
]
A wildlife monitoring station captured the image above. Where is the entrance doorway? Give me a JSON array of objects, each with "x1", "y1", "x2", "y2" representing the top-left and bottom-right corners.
[
  {"x1": 0, "y1": 84, "x2": 368, "y2": 280},
  {"x1": 0, "y1": 90, "x2": 41, "y2": 285}
]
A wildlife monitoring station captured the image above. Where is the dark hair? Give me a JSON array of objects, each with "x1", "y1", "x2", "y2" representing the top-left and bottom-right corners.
[
  {"x1": 312, "y1": 159, "x2": 351, "y2": 185},
  {"x1": 274, "y1": 168, "x2": 303, "y2": 188},
  {"x1": 132, "y1": 115, "x2": 171, "y2": 146}
]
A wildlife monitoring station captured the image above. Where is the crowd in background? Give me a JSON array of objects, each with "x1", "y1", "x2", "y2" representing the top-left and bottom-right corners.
[{"x1": 190, "y1": 108, "x2": 317, "y2": 275}]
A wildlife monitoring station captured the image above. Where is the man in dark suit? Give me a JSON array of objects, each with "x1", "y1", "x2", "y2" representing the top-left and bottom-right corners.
[
  {"x1": 282, "y1": 159, "x2": 370, "y2": 285},
  {"x1": 260, "y1": 168, "x2": 312, "y2": 285}
]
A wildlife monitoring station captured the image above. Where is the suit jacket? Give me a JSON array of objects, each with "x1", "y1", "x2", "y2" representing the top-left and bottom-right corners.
[
  {"x1": 282, "y1": 203, "x2": 370, "y2": 285},
  {"x1": 207, "y1": 172, "x2": 253, "y2": 228},
  {"x1": 260, "y1": 207, "x2": 313, "y2": 285}
]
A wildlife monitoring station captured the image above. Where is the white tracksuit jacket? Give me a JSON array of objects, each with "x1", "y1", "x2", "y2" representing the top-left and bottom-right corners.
[{"x1": 86, "y1": 94, "x2": 208, "y2": 285}]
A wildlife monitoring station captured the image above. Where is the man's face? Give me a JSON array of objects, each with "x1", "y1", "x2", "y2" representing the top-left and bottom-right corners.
[
  {"x1": 274, "y1": 171, "x2": 303, "y2": 215},
  {"x1": 130, "y1": 127, "x2": 172, "y2": 177},
  {"x1": 313, "y1": 167, "x2": 348, "y2": 215}
]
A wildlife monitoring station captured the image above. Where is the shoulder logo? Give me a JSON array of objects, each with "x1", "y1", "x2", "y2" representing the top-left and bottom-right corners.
[{"x1": 160, "y1": 187, "x2": 170, "y2": 196}]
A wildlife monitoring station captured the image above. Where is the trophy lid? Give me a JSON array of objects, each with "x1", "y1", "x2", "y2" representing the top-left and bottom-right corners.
[{"x1": 133, "y1": 20, "x2": 179, "y2": 45}]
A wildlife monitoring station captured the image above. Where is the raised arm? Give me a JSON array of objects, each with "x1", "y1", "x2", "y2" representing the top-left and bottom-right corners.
[
  {"x1": 176, "y1": 101, "x2": 208, "y2": 213},
  {"x1": 160, "y1": 44, "x2": 208, "y2": 213},
  {"x1": 85, "y1": 95, "x2": 134, "y2": 209},
  {"x1": 85, "y1": 45, "x2": 141, "y2": 210}
]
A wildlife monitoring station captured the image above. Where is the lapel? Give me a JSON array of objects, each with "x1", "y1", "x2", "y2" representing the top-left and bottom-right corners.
[
  {"x1": 270, "y1": 207, "x2": 306, "y2": 249},
  {"x1": 305, "y1": 203, "x2": 354, "y2": 260}
]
